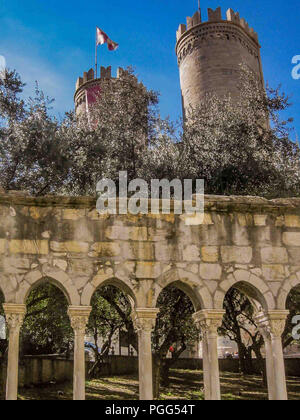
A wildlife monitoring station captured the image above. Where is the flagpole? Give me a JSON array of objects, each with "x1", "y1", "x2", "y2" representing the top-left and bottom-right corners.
[{"x1": 95, "y1": 28, "x2": 98, "y2": 79}]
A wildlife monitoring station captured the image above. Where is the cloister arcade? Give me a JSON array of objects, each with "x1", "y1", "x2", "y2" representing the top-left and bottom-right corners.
[{"x1": 0, "y1": 192, "x2": 300, "y2": 400}]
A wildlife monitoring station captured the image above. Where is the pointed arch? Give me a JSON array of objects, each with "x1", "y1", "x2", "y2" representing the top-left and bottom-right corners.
[
  {"x1": 277, "y1": 272, "x2": 300, "y2": 309},
  {"x1": 153, "y1": 268, "x2": 213, "y2": 310},
  {"x1": 216, "y1": 269, "x2": 275, "y2": 311},
  {"x1": 81, "y1": 273, "x2": 137, "y2": 307},
  {"x1": 16, "y1": 267, "x2": 80, "y2": 305}
]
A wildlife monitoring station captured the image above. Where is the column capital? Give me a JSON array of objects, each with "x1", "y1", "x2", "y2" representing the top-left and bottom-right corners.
[
  {"x1": 132, "y1": 308, "x2": 159, "y2": 333},
  {"x1": 3, "y1": 304, "x2": 26, "y2": 329},
  {"x1": 193, "y1": 309, "x2": 225, "y2": 333},
  {"x1": 68, "y1": 306, "x2": 92, "y2": 334},
  {"x1": 255, "y1": 310, "x2": 289, "y2": 339}
]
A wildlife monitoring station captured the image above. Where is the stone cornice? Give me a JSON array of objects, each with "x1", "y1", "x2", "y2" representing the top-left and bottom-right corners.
[
  {"x1": 1, "y1": 192, "x2": 300, "y2": 215},
  {"x1": 176, "y1": 20, "x2": 260, "y2": 59}
]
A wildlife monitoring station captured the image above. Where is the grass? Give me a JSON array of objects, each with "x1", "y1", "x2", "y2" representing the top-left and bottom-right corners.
[{"x1": 1, "y1": 369, "x2": 300, "y2": 400}]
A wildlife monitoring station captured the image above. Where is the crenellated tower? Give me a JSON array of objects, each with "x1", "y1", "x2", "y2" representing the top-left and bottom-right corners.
[
  {"x1": 74, "y1": 66, "x2": 137, "y2": 115},
  {"x1": 176, "y1": 7, "x2": 264, "y2": 116}
]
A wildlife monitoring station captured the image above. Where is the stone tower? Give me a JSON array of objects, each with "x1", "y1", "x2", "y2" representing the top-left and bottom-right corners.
[
  {"x1": 176, "y1": 7, "x2": 264, "y2": 116},
  {"x1": 74, "y1": 66, "x2": 134, "y2": 115}
]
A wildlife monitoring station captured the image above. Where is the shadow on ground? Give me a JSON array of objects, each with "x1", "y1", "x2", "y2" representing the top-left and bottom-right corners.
[{"x1": 1, "y1": 369, "x2": 300, "y2": 400}]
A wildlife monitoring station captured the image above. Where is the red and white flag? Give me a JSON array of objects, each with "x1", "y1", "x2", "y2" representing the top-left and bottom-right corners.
[{"x1": 96, "y1": 27, "x2": 119, "y2": 51}]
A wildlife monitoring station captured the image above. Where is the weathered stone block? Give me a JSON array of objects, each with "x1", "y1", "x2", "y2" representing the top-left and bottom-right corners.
[
  {"x1": 268, "y1": 282, "x2": 282, "y2": 295},
  {"x1": 131, "y1": 242, "x2": 154, "y2": 260},
  {"x1": 275, "y1": 216, "x2": 284, "y2": 227},
  {"x1": 254, "y1": 215, "x2": 267, "y2": 226},
  {"x1": 287, "y1": 248, "x2": 300, "y2": 265},
  {"x1": 62, "y1": 209, "x2": 85, "y2": 220},
  {"x1": 221, "y1": 246, "x2": 252, "y2": 264},
  {"x1": 91, "y1": 242, "x2": 121, "y2": 257},
  {"x1": 148, "y1": 228, "x2": 168, "y2": 242},
  {"x1": 232, "y1": 226, "x2": 250, "y2": 246},
  {"x1": 53, "y1": 259, "x2": 68, "y2": 271},
  {"x1": 136, "y1": 262, "x2": 161, "y2": 278},
  {"x1": 129, "y1": 227, "x2": 148, "y2": 241},
  {"x1": 155, "y1": 243, "x2": 172, "y2": 261},
  {"x1": 50, "y1": 241, "x2": 89, "y2": 254},
  {"x1": 202, "y1": 213, "x2": 214, "y2": 225},
  {"x1": 10, "y1": 240, "x2": 49, "y2": 255},
  {"x1": 233, "y1": 269, "x2": 250, "y2": 283},
  {"x1": 188, "y1": 263, "x2": 199, "y2": 274},
  {"x1": 201, "y1": 246, "x2": 219, "y2": 262},
  {"x1": 73, "y1": 276, "x2": 89, "y2": 289},
  {"x1": 105, "y1": 226, "x2": 130, "y2": 241},
  {"x1": 282, "y1": 232, "x2": 300, "y2": 247},
  {"x1": 3, "y1": 257, "x2": 31, "y2": 274},
  {"x1": 200, "y1": 263, "x2": 222, "y2": 280},
  {"x1": 237, "y1": 213, "x2": 253, "y2": 226},
  {"x1": 69, "y1": 259, "x2": 93, "y2": 275},
  {"x1": 261, "y1": 247, "x2": 288, "y2": 264},
  {"x1": 285, "y1": 215, "x2": 300, "y2": 228},
  {"x1": 183, "y1": 245, "x2": 201, "y2": 261},
  {"x1": 25, "y1": 270, "x2": 42, "y2": 285},
  {"x1": 254, "y1": 227, "x2": 272, "y2": 246},
  {"x1": 262, "y1": 264, "x2": 285, "y2": 281},
  {"x1": 204, "y1": 280, "x2": 218, "y2": 294}
]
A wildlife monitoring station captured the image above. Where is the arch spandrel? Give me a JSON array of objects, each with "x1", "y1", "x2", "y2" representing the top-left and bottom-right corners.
[
  {"x1": 277, "y1": 272, "x2": 300, "y2": 310},
  {"x1": 81, "y1": 274, "x2": 138, "y2": 307},
  {"x1": 16, "y1": 268, "x2": 80, "y2": 306},
  {"x1": 217, "y1": 269, "x2": 276, "y2": 312},
  {"x1": 152, "y1": 268, "x2": 213, "y2": 311}
]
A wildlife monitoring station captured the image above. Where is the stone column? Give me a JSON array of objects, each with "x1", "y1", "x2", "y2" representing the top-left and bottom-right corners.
[
  {"x1": 256, "y1": 310, "x2": 289, "y2": 401},
  {"x1": 132, "y1": 308, "x2": 159, "y2": 400},
  {"x1": 68, "y1": 306, "x2": 92, "y2": 401},
  {"x1": 3, "y1": 303, "x2": 26, "y2": 401},
  {"x1": 200, "y1": 329, "x2": 211, "y2": 400},
  {"x1": 193, "y1": 310, "x2": 225, "y2": 400}
]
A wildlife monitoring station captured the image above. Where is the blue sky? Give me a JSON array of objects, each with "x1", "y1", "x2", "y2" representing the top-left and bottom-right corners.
[{"x1": 0, "y1": 0, "x2": 299, "y2": 137}]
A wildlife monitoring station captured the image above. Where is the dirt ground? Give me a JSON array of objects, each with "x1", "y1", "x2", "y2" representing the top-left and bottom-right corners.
[{"x1": 1, "y1": 369, "x2": 300, "y2": 400}]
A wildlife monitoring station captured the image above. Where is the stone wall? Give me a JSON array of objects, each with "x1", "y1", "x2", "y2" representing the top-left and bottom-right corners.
[
  {"x1": 1, "y1": 355, "x2": 300, "y2": 391},
  {"x1": 173, "y1": 358, "x2": 300, "y2": 378},
  {"x1": 0, "y1": 192, "x2": 300, "y2": 313},
  {"x1": 0, "y1": 355, "x2": 138, "y2": 389}
]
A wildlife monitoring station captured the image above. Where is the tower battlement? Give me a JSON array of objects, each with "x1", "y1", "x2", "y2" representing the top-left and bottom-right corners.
[
  {"x1": 75, "y1": 66, "x2": 135, "y2": 91},
  {"x1": 74, "y1": 66, "x2": 139, "y2": 115},
  {"x1": 176, "y1": 7, "x2": 258, "y2": 44},
  {"x1": 176, "y1": 6, "x2": 264, "y2": 118}
]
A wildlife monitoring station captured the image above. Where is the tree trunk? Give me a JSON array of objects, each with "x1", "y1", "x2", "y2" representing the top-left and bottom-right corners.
[
  {"x1": 252, "y1": 344, "x2": 267, "y2": 386},
  {"x1": 244, "y1": 348, "x2": 254, "y2": 374},
  {"x1": 152, "y1": 355, "x2": 161, "y2": 399},
  {"x1": 237, "y1": 342, "x2": 247, "y2": 374},
  {"x1": 160, "y1": 361, "x2": 170, "y2": 387}
]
